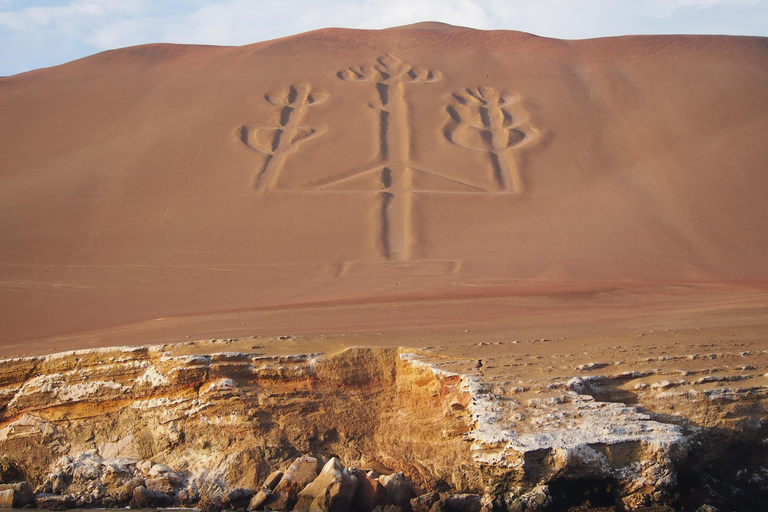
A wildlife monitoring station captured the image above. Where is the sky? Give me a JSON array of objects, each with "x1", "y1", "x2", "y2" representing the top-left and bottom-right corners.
[{"x1": 1, "y1": 0, "x2": 767, "y2": 76}]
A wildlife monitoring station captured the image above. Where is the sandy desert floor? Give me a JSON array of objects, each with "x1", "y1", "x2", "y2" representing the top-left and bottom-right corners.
[{"x1": 0, "y1": 282, "x2": 766, "y2": 364}]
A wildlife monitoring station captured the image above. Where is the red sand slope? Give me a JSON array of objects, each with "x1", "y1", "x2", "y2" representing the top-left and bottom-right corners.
[{"x1": 1, "y1": 23, "x2": 767, "y2": 349}]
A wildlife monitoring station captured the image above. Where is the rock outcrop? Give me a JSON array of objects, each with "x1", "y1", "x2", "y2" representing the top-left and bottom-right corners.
[
  {"x1": 0, "y1": 340, "x2": 767, "y2": 510},
  {"x1": 293, "y1": 457, "x2": 357, "y2": 512},
  {"x1": 266, "y1": 456, "x2": 322, "y2": 511},
  {"x1": 0, "y1": 481, "x2": 33, "y2": 508}
]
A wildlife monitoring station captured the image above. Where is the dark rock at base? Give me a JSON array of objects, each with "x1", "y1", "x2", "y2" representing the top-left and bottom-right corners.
[
  {"x1": 110, "y1": 483, "x2": 135, "y2": 504},
  {"x1": 223, "y1": 487, "x2": 255, "y2": 510},
  {"x1": 379, "y1": 473, "x2": 415, "y2": 510},
  {"x1": 34, "y1": 493, "x2": 76, "y2": 511},
  {"x1": 505, "y1": 486, "x2": 552, "y2": 512},
  {"x1": 248, "y1": 489, "x2": 271, "y2": 510},
  {"x1": 294, "y1": 457, "x2": 358, "y2": 512},
  {"x1": 200, "y1": 500, "x2": 224, "y2": 512},
  {"x1": 129, "y1": 485, "x2": 173, "y2": 509},
  {"x1": 351, "y1": 467, "x2": 388, "y2": 512},
  {"x1": 100, "y1": 464, "x2": 132, "y2": 489},
  {"x1": 262, "y1": 470, "x2": 284, "y2": 491},
  {"x1": 0, "y1": 482, "x2": 34, "y2": 508},
  {"x1": 410, "y1": 492, "x2": 439, "y2": 512},
  {"x1": 179, "y1": 486, "x2": 201, "y2": 507},
  {"x1": 428, "y1": 502, "x2": 447, "y2": 512},
  {"x1": 50, "y1": 474, "x2": 69, "y2": 495},
  {"x1": 0, "y1": 458, "x2": 24, "y2": 485},
  {"x1": 34, "y1": 481, "x2": 53, "y2": 495},
  {"x1": 695, "y1": 507, "x2": 721, "y2": 512},
  {"x1": 98, "y1": 496, "x2": 117, "y2": 508},
  {"x1": 127, "y1": 477, "x2": 145, "y2": 488},
  {"x1": 0, "y1": 489, "x2": 16, "y2": 508},
  {"x1": 74, "y1": 491, "x2": 105, "y2": 509},
  {"x1": 441, "y1": 494, "x2": 483, "y2": 512},
  {"x1": 373, "y1": 505, "x2": 404, "y2": 512},
  {"x1": 144, "y1": 476, "x2": 175, "y2": 494},
  {"x1": 265, "y1": 456, "x2": 322, "y2": 511}
]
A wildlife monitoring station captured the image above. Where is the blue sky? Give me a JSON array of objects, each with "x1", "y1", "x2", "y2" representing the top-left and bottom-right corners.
[{"x1": 1, "y1": 0, "x2": 767, "y2": 76}]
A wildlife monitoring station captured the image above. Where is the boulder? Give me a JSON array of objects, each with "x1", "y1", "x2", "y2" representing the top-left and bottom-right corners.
[
  {"x1": 350, "y1": 467, "x2": 388, "y2": 512},
  {"x1": 247, "y1": 489, "x2": 270, "y2": 510},
  {"x1": 505, "y1": 485, "x2": 552, "y2": 512},
  {"x1": 262, "y1": 470, "x2": 284, "y2": 491},
  {"x1": 0, "y1": 458, "x2": 24, "y2": 484},
  {"x1": 428, "y1": 502, "x2": 446, "y2": 512},
  {"x1": 179, "y1": 485, "x2": 201, "y2": 507},
  {"x1": 294, "y1": 457, "x2": 358, "y2": 512},
  {"x1": 264, "y1": 456, "x2": 322, "y2": 511},
  {"x1": 129, "y1": 485, "x2": 173, "y2": 509},
  {"x1": 100, "y1": 463, "x2": 132, "y2": 488},
  {"x1": 148, "y1": 463, "x2": 173, "y2": 476},
  {"x1": 74, "y1": 488, "x2": 106, "y2": 509},
  {"x1": 0, "y1": 482, "x2": 34, "y2": 508},
  {"x1": 35, "y1": 481, "x2": 53, "y2": 495},
  {"x1": 51, "y1": 473, "x2": 69, "y2": 494},
  {"x1": 144, "y1": 476, "x2": 175, "y2": 494},
  {"x1": 34, "y1": 493, "x2": 76, "y2": 511},
  {"x1": 135, "y1": 460, "x2": 152, "y2": 475},
  {"x1": 148, "y1": 463, "x2": 180, "y2": 484},
  {"x1": 410, "y1": 492, "x2": 439, "y2": 512},
  {"x1": 109, "y1": 483, "x2": 134, "y2": 504},
  {"x1": 379, "y1": 473, "x2": 415, "y2": 510},
  {"x1": 125, "y1": 477, "x2": 145, "y2": 489},
  {"x1": 247, "y1": 471, "x2": 282, "y2": 510},
  {"x1": 441, "y1": 494, "x2": 483, "y2": 512},
  {"x1": 222, "y1": 487, "x2": 255, "y2": 510},
  {"x1": 373, "y1": 505, "x2": 403, "y2": 512},
  {"x1": 0, "y1": 489, "x2": 15, "y2": 508},
  {"x1": 199, "y1": 499, "x2": 223, "y2": 512},
  {"x1": 72, "y1": 463, "x2": 100, "y2": 482}
]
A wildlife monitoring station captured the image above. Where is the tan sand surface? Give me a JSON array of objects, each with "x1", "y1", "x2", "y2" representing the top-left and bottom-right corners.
[{"x1": 1, "y1": 23, "x2": 767, "y2": 356}]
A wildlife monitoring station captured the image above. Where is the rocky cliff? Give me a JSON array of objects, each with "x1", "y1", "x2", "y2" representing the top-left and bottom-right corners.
[{"x1": 0, "y1": 339, "x2": 766, "y2": 510}]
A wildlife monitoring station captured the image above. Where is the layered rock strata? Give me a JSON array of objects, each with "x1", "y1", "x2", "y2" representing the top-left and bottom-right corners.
[{"x1": 0, "y1": 341, "x2": 766, "y2": 510}]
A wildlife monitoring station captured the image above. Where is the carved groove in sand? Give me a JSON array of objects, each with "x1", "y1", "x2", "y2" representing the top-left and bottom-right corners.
[
  {"x1": 446, "y1": 87, "x2": 537, "y2": 194},
  {"x1": 240, "y1": 59, "x2": 537, "y2": 263},
  {"x1": 240, "y1": 84, "x2": 327, "y2": 192},
  {"x1": 329, "y1": 55, "x2": 455, "y2": 261}
]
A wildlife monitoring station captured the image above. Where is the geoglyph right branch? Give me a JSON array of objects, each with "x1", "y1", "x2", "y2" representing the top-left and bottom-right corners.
[{"x1": 446, "y1": 87, "x2": 537, "y2": 194}]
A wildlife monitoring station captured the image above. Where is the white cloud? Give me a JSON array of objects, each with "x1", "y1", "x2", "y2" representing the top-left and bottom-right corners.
[
  {"x1": 2, "y1": 0, "x2": 766, "y2": 49},
  {"x1": 1, "y1": 0, "x2": 767, "y2": 75},
  {"x1": 85, "y1": 16, "x2": 156, "y2": 49},
  {"x1": 653, "y1": 0, "x2": 765, "y2": 16},
  {"x1": 352, "y1": 0, "x2": 490, "y2": 29},
  {"x1": 158, "y1": 0, "x2": 492, "y2": 46},
  {"x1": 0, "y1": 0, "x2": 152, "y2": 45}
]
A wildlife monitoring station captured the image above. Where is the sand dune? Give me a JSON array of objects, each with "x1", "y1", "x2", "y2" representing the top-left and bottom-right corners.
[{"x1": 1, "y1": 24, "x2": 767, "y2": 350}]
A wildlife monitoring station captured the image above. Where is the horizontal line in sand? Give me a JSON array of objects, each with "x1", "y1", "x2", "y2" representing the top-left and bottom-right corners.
[{"x1": 340, "y1": 260, "x2": 461, "y2": 276}]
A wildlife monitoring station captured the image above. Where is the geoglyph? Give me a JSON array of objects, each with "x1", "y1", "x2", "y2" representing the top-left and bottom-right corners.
[{"x1": 240, "y1": 56, "x2": 537, "y2": 261}]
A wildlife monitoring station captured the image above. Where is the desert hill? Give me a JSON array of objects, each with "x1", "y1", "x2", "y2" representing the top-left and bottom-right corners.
[{"x1": 1, "y1": 24, "x2": 768, "y2": 350}]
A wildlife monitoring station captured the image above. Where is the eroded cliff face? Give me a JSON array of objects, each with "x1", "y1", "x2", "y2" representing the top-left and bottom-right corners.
[
  {"x1": 0, "y1": 340, "x2": 767, "y2": 511},
  {"x1": 0, "y1": 344, "x2": 481, "y2": 503}
]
